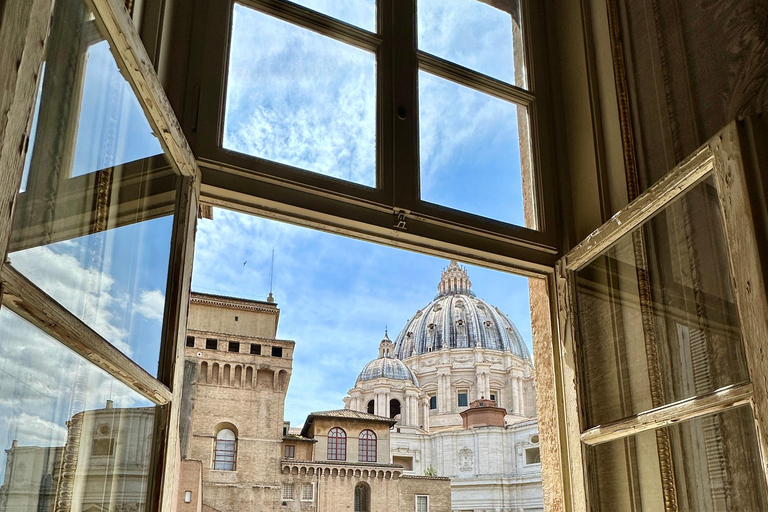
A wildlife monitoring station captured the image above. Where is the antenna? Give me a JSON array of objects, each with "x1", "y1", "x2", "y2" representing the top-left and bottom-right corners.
[{"x1": 267, "y1": 249, "x2": 275, "y2": 302}]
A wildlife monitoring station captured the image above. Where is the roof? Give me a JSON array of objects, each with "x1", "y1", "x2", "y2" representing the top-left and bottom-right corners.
[
  {"x1": 300, "y1": 409, "x2": 397, "y2": 437},
  {"x1": 357, "y1": 356, "x2": 419, "y2": 385},
  {"x1": 283, "y1": 434, "x2": 317, "y2": 443}
]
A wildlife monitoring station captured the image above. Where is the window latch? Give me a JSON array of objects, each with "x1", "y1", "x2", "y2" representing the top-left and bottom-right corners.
[{"x1": 394, "y1": 210, "x2": 408, "y2": 230}]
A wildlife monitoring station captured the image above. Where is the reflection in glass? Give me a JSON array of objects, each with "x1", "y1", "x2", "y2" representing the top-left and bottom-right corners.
[
  {"x1": 289, "y1": 0, "x2": 376, "y2": 32},
  {"x1": 224, "y1": 4, "x2": 376, "y2": 187},
  {"x1": 418, "y1": 0, "x2": 525, "y2": 87},
  {"x1": 0, "y1": 309, "x2": 156, "y2": 512},
  {"x1": 419, "y1": 71, "x2": 532, "y2": 226},
  {"x1": 9, "y1": 0, "x2": 177, "y2": 376},
  {"x1": 587, "y1": 406, "x2": 768, "y2": 511},
  {"x1": 575, "y1": 177, "x2": 747, "y2": 428}
]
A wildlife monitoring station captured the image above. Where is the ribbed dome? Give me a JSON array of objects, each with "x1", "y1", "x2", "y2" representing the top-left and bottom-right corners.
[
  {"x1": 393, "y1": 261, "x2": 531, "y2": 360},
  {"x1": 357, "y1": 333, "x2": 420, "y2": 385}
]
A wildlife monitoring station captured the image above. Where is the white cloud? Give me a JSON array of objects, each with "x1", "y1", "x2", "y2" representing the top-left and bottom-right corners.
[{"x1": 135, "y1": 289, "x2": 166, "y2": 321}]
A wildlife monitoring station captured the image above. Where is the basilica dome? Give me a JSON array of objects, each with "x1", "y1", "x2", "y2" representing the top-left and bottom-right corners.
[
  {"x1": 392, "y1": 261, "x2": 531, "y2": 360},
  {"x1": 357, "y1": 333, "x2": 420, "y2": 386}
]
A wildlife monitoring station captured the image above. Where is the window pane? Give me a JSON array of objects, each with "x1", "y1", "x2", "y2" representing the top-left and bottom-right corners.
[
  {"x1": 290, "y1": 0, "x2": 375, "y2": 32},
  {"x1": 587, "y1": 406, "x2": 768, "y2": 511},
  {"x1": 9, "y1": 0, "x2": 178, "y2": 377},
  {"x1": 575, "y1": 177, "x2": 748, "y2": 428},
  {"x1": 418, "y1": 0, "x2": 525, "y2": 87},
  {"x1": 224, "y1": 4, "x2": 376, "y2": 187},
  {"x1": 0, "y1": 308, "x2": 156, "y2": 512},
  {"x1": 419, "y1": 71, "x2": 533, "y2": 227}
]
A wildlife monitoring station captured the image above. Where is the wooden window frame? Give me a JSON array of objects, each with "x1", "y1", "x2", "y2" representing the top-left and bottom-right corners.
[
  {"x1": 555, "y1": 122, "x2": 768, "y2": 510},
  {"x1": 327, "y1": 426, "x2": 347, "y2": 461},
  {"x1": 358, "y1": 429, "x2": 377, "y2": 463},
  {"x1": 184, "y1": 0, "x2": 560, "y2": 274}
]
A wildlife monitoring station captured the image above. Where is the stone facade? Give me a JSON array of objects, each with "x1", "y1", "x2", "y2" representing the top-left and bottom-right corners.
[
  {"x1": 344, "y1": 263, "x2": 543, "y2": 512},
  {"x1": 178, "y1": 293, "x2": 452, "y2": 512}
]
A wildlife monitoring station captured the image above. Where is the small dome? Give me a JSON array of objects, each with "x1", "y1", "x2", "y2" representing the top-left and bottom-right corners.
[
  {"x1": 393, "y1": 261, "x2": 531, "y2": 360},
  {"x1": 357, "y1": 333, "x2": 419, "y2": 386}
]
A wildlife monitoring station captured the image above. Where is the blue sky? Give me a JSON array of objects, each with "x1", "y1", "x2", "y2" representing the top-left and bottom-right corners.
[
  {"x1": 0, "y1": 0, "x2": 531, "y2": 471},
  {"x1": 192, "y1": 209, "x2": 532, "y2": 426}
]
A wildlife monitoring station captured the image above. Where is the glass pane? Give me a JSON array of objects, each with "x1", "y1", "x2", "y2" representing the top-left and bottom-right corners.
[
  {"x1": 224, "y1": 4, "x2": 376, "y2": 187},
  {"x1": 0, "y1": 308, "x2": 156, "y2": 512},
  {"x1": 289, "y1": 0, "x2": 375, "y2": 32},
  {"x1": 575, "y1": 177, "x2": 748, "y2": 428},
  {"x1": 587, "y1": 406, "x2": 768, "y2": 511},
  {"x1": 418, "y1": 0, "x2": 525, "y2": 87},
  {"x1": 419, "y1": 71, "x2": 533, "y2": 227},
  {"x1": 9, "y1": 0, "x2": 178, "y2": 376}
]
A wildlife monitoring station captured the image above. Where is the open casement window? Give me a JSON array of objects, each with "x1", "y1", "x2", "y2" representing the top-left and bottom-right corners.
[
  {"x1": 556, "y1": 122, "x2": 768, "y2": 511},
  {"x1": 0, "y1": 0, "x2": 199, "y2": 509},
  {"x1": 190, "y1": 0, "x2": 558, "y2": 271}
]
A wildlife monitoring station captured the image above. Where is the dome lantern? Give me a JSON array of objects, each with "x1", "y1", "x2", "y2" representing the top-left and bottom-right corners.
[{"x1": 437, "y1": 260, "x2": 473, "y2": 296}]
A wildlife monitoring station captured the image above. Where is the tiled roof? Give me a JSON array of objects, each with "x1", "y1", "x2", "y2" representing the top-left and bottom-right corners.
[
  {"x1": 283, "y1": 434, "x2": 316, "y2": 442},
  {"x1": 300, "y1": 409, "x2": 396, "y2": 437}
]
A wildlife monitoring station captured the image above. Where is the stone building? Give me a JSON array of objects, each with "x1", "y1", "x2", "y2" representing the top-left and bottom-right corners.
[
  {"x1": 178, "y1": 292, "x2": 451, "y2": 512},
  {"x1": 0, "y1": 402, "x2": 155, "y2": 512},
  {"x1": 344, "y1": 262, "x2": 543, "y2": 511}
]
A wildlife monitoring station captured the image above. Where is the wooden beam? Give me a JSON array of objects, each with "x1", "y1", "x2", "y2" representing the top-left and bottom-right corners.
[
  {"x1": 0, "y1": 0, "x2": 55, "y2": 261},
  {"x1": 712, "y1": 121, "x2": 768, "y2": 490},
  {"x1": 563, "y1": 145, "x2": 713, "y2": 271},
  {"x1": 158, "y1": 174, "x2": 200, "y2": 511},
  {"x1": 82, "y1": 0, "x2": 199, "y2": 178},
  {"x1": 580, "y1": 382, "x2": 754, "y2": 446},
  {"x1": 1, "y1": 263, "x2": 172, "y2": 405}
]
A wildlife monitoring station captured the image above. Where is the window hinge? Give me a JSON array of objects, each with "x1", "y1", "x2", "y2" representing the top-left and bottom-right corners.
[{"x1": 394, "y1": 210, "x2": 408, "y2": 230}]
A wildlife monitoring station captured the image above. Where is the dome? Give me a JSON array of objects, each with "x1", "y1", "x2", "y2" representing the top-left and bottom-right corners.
[
  {"x1": 392, "y1": 261, "x2": 531, "y2": 361},
  {"x1": 357, "y1": 333, "x2": 420, "y2": 386}
]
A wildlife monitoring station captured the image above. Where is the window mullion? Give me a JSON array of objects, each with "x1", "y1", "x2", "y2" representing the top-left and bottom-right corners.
[{"x1": 390, "y1": 0, "x2": 419, "y2": 213}]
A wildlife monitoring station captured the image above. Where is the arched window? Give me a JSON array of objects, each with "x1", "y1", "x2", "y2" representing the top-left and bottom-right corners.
[
  {"x1": 366, "y1": 399, "x2": 375, "y2": 414},
  {"x1": 389, "y1": 398, "x2": 401, "y2": 418},
  {"x1": 358, "y1": 429, "x2": 377, "y2": 462},
  {"x1": 354, "y1": 482, "x2": 370, "y2": 512},
  {"x1": 327, "y1": 427, "x2": 346, "y2": 461},
  {"x1": 214, "y1": 428, "x2": 236, "y2": 470}
]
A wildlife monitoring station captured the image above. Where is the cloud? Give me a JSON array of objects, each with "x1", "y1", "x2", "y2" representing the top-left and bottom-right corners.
[{"x1": 135, "y1": 289, "x2": 166, "y2": 322}]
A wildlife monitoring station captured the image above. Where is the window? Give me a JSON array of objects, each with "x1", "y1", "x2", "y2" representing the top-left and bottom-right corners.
[
  {"x1": 91, "y1": 438, "x2": 115, "y2": 456},
  {"x1": 366, "y1": 399, "x2": 375, "y2": 414},
  {"x1": 250, "y1": 343, "x2": 261, "y2": 355},
  {"x1": 271, "y1": 346, "x2": 283, "y2": 357},
  {"x1": 390, "y1": 398, "x2": 401, "y2": 418},
  {"x1": 284, "y1": 445, "x2": 295, "y2": 459},
  {"x1": 358, "y1": 429, "x2": 377, "y2": 462},
  {"x1": 184, "y1": 491, "x2": 192, "y2": 503},
  {"x1": 415, "y1": 495, "x2": 429, "y2": 512},
  {"x1": 186, "y1": 336, "x2": 195, "y2": 347},
  {"x1": 206, "y1": 338, "x2": 218, "y2": 350},
  {"x1": 354, "y1": 483, "x2": 370, "y2": 512},
  {"x1": 301, "y1": 483, "x2": 314, "y2": 501},
  {"x1": 429, "y1": 395, "x2": 437, "y2": 410},
  {"x1": 525, "y1": 447, "x2": 540, "y2": 465},
  {"x1": 489, "y1": 392, "x2": 497, "y2": 403},
  {"x1": 213, "y1": 428, "x2": 237, "y2": 470},
  {"x1": 281, "y1": 484, "x2": 294, "y2": 501},
  {"x1": 458, "y1": 391, "x2": 468, "y2": 407},
  {"x1": 327, "y1": 427, "x2": 346, "y2": 460},
  {"x1": 228, "y1": 341, "x2": 240, "y2": 352}
]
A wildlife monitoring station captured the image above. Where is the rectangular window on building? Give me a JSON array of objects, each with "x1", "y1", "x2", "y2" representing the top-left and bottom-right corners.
[
  {"x1": 91, "y1": 438, "x2": 115, "y2": 456},
  {"x1": 525, "y1": 447, "x2": 540, "y2": 465},
  {"x1": 281, "y1": 484, "x2": 294, "y2": 500},
  {"x1": 301, "y1": 483, "x2": 314, "y2": 501},
  {"x1": 250, "y1": 343, "x2": 261, "y2": 355},
  {"x1": 489, "y1": 391, "x2": 498, "y2": 403},
  {"x1": 272, "y1": 346, "x2": 283, "y2": 357},
  {"x1": 206, "y1": 338, "x2": 218, "y2": 350},
  {"x1": 184, "y1": 491, "x2": 192, "y2": 503},
  {"x1": 285, "y1": 445, "x2": 295, "y2": 459},
  {"x1": 228, "y1": 341, "x2": 240, "y2": 353},
  {"x1": 429, "y1": 395, "x2": 437, "y2": 410},
  {"x1": 416, "y1": 495, "x2": 429, "y2": 512},
  {"x1": 186, "y1": 336, "x2": 195, "y2": 347},
  {"x1": 458, "y1": 391, "x2": 468, "y2": 407}
]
